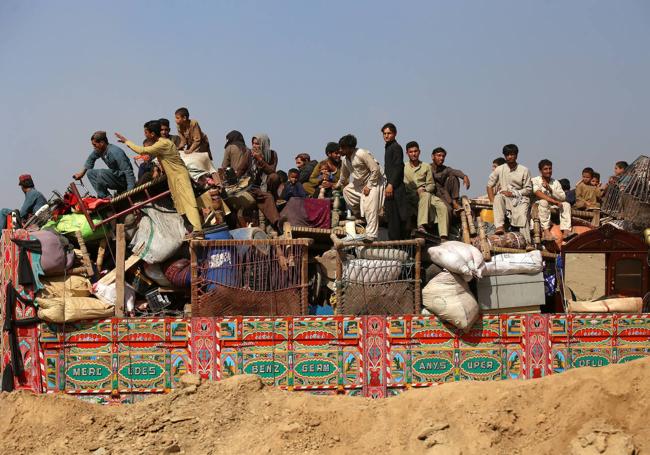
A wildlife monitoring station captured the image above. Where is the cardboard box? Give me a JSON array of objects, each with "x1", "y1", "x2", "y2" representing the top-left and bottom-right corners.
[{"x1": 477, "y1": 272, "x2": 545, "y2": 311}]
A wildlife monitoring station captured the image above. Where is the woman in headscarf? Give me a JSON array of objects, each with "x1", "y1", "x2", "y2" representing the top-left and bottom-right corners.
[
  {"x1": 250, "y1": 133, "x2": 280, "y2": 197},
  {"x1": 222, "y1": 130, "x2": 250, "y2": 177},
  {"x1": 244, "y1": 133, "x2": 282, "y2": 232}
]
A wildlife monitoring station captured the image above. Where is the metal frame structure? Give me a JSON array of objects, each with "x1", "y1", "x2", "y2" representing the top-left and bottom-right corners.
[{"x1": 69, "y1": 177, "x2": 171, "y2": 231}]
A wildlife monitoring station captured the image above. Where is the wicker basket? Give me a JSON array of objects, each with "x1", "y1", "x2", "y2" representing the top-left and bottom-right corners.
[
  {"x1": 190, "y1": 238, "x2": 312, "y2": 316},
  {"x1": 330, "y1": 237, "x2": 424, "y2": 315}
]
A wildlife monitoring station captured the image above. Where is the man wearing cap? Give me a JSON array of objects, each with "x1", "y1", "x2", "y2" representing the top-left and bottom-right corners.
[
  {"x1": 1, "y1": 175, "x2": 48, "y2": 229},
  {"x1": 303, "y1": 142, "x2": 342, "y2": 197},
  {"x1": 73, "y1": 131, "x2": 136, "y2": 198}
]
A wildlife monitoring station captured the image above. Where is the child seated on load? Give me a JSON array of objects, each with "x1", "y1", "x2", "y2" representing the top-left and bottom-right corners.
[
  {"x1": 280, "y1": 168, "x2": 307, "y2": 200},
  {"x1": 315, "y1": 161, "x2": 337, "y2": 199},
  {"x1": 574, "y1": 167, "x2": 600, "y2": 209}
]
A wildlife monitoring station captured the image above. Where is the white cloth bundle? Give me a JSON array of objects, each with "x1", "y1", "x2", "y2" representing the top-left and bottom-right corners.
[
  {"x1": 483, "y1": 250, "x2": 543, "y2": 276},
  {"x1": 428, "y1": 241, "x2": 486, "y2": 281}
]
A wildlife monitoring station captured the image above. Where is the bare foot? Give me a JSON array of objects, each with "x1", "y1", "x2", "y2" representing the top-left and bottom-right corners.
[{"x1": 562, "y1": 230, "x2": 577, "y2": 240}]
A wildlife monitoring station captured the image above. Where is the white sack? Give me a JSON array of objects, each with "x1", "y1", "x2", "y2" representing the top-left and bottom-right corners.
[
  {"x1": 355, "y1": 246, "x2": 409, "y2": 262},
  {"x1": 343, "y1": 259, "x2": 402, "y2": 284},
  {"x1": 180, "y1": 151, "x2": 218, "y2": 181},
  {"x1": 427, "y1": 241, "x2": 485, "y2": 281},
  {"x1": 130, "y1": 205, "x2": 186, "y2": 264},
  {"x1": 92, "y1": 282, "x2": 136, "y2": 312},
  {"x1": 569, "y1": 297, "x2": 643, "y2": 313},
  {"x1": 483, "y1": 250, "x2": 543, "y2": 276},
  {"x1": 422, "y1": 271, "x2": 479, "y2": 330}
]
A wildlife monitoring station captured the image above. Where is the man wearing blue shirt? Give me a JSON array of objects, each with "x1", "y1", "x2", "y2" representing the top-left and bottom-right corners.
[
  {"x1": 73, "y1": 131, "x2": 136, "y2": 198},
  {"x1": 0, "y1": 175, "x2": 48, "y2": 229}
]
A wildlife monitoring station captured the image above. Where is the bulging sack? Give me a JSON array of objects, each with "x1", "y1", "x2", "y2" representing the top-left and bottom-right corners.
[
  {"x1": 422, "y1": 271, "x2": 479, "y2": 330},
  {"x1": 30, "y1": 230, "x2": 75, "y2": 276},
  {"x1": 483, "y1": 250, "x2": 544, "y2": 276},
  {"x1": 130, "y1": 206, "x2": 186, "y2": 264},
  {"x1": 568, "y1": 297, "x2": 643, "y2": 313},
  {"x1": 39, "y1": 275, "x2": 92, "y2": 299},
  {"x1": 427, "y1": 241, "x2": 486, "y2": 281},
  {"x1": 44, "y1": 213, "x2": 109, "y2": 242},
  {"x1": 343, "y1": 259, "x2": 402, "y2": 284},
  {"x1": 37, "y1": 296, "x2": 114, "y2": 323}
]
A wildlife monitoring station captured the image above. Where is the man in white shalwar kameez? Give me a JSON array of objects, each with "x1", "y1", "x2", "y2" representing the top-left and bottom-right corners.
[{"x1": 335, "y1": 134, "x2": 385, "y2": 241}]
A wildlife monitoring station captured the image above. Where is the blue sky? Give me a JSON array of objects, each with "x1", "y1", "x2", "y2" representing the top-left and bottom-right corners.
[{"x1": 1, "y1": 0, "x2": 648, "y2": 207}]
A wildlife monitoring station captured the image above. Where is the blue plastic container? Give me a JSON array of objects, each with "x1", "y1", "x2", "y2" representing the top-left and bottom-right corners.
[
  {"x1": 204, "y1": 224, "x2": 231, "y2": 240},
  {"x1": 202, "y1": 224, "x2": 237, "y2": 290}
]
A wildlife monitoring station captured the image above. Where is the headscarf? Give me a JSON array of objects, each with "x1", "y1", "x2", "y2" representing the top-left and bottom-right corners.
[
  {"x1": 225, "y1": 130, "x2": 247, "y2": 153},
  {"x1": 252, "y1": 133, "x2": 272, "y2": 163}
]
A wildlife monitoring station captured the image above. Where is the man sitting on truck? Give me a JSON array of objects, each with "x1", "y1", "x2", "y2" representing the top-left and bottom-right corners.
[
  {"x1": 486, "y1": 144, "x2": 532, "y2": 237},
  {"x1": 73, "y1": 131, "x2": 136, "y2": 199},
  {"x1": 1, "y1": 175, "x2": 48, "y2": 229},
  {"x1": 532, "y1": 159, "x2": 575, "y2": 241}
]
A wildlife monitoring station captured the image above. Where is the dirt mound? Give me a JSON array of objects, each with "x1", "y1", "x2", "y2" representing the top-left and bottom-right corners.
[{"x1": 2, "y1": 358, "x2": 650, "y2": 455}]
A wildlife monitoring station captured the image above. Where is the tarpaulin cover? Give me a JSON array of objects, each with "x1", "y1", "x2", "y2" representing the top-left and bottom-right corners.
[{"x1": 44, "y1": 213, "x2": 109, "y2": 242}]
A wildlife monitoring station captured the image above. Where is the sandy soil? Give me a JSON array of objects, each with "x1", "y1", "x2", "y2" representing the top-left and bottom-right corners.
[{"x1": 2, "y1": 358, "x2": 649, "y2": 455}]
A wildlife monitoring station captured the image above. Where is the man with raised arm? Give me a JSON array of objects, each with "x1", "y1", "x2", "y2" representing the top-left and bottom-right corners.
[{"x1": 115, "y1": 121, "x2": 203, "y2": 238}]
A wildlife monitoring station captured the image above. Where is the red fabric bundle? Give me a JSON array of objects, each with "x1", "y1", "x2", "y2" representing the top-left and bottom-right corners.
[{"x1": 164, "y1": 259, "x2": 191, "y2": 288}]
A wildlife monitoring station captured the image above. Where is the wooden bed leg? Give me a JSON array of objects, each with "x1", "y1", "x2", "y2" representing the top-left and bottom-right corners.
[
  {"x1": 533, "y1": 219, "x2": 542, "y2": 246},
  {"x1": 115, "y1": 224, "x2": 125, "y2": 318},
  {"x1": 461, "y1": 196, "x2": 476, "y2": 236},
  {"x1": 332, "y1": 190, "x2": 342, "y2": 228},
  {"x1": 75, "y1": 231, "x2": 95, "y2": 278},
  {"x1": 283, "y1": 222, "x2": 293, "y2": 240},
  {"x1": 477, "y1": 218, "x2": 491, "y2": 262},
  {"x1": 96, "y1": 239, "x2": 107, "y2": 272},
  {"x1": 460, "y1": 211, "x2": 471, "y2": 244}
]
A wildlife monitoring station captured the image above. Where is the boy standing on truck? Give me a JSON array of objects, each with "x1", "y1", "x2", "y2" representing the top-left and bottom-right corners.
[{"x1": 175, "y1": 107, "x2": 213, "y2": 160}]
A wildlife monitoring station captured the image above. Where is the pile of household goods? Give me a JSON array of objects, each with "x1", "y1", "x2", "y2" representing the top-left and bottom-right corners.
[
  {"x1": 422, "y1": 241, "x2": 548, "y2": 330},
  {"x1": 9, "y1": 187, "x2": 305, "y2": 324},
  {"x1": 8, "y1": 199, "x2": 196, "y2": 323},
  {"x1": 8, "y1": 226, "x2": 113, "y2": 324},
  {"x1": 422, "y1": 241, "x2": 555, "y2": 330},
  {"x1": 422, "y1": 224, "x2": 650, "y2": 330}
]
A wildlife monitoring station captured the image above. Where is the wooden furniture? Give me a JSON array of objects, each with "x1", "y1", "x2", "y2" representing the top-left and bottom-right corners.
[{"x1": 562, "y1": 224, "x2": 649, "y2": 299}]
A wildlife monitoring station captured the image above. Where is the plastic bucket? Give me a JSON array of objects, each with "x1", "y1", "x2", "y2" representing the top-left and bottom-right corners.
[{"x1": 204, "y1": 223, "x2": 231, "y2": 240}]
